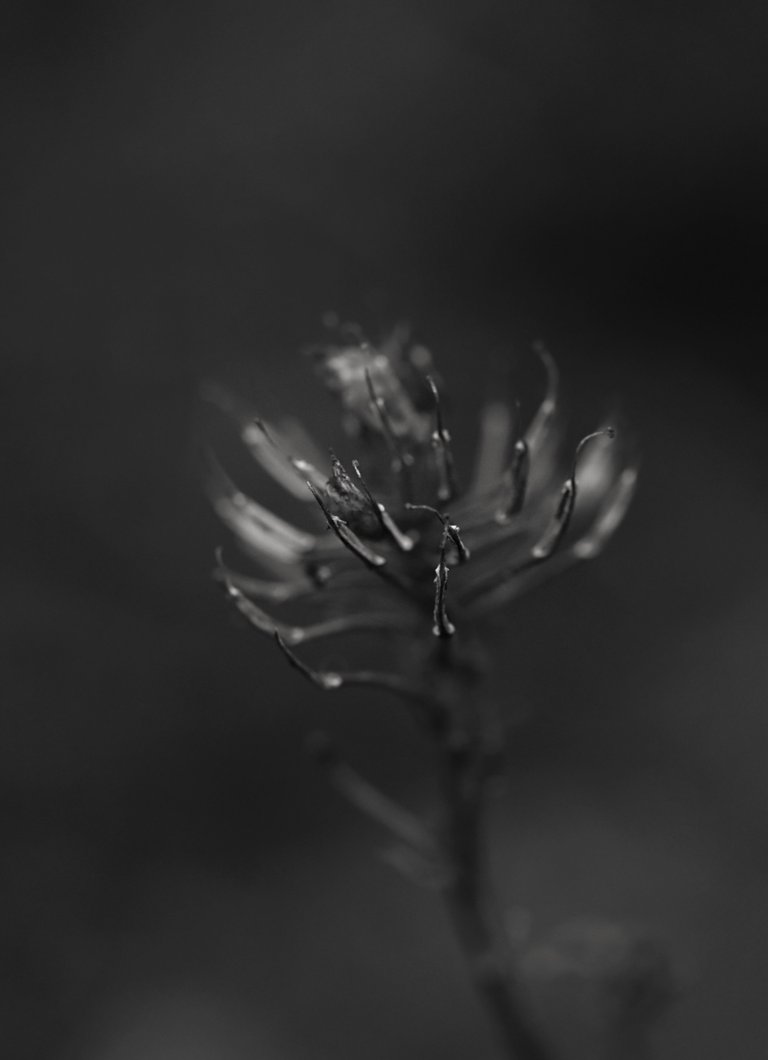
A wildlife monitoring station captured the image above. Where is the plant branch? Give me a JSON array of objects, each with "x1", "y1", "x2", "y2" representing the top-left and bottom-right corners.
[{"x1": 432, "y1": 657, "x2": 554, "y2": 1060}]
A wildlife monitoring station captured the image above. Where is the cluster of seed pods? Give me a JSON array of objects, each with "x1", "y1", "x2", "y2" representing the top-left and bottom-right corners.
[{"x1": 210, "y1": 326, "x2": 637, "y2": 703}]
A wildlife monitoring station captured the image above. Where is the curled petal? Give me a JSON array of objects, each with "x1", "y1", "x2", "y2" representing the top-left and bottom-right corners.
[
  {"x1": 203, "y1": 383, "x2": 324, "y2": 502},
  {"x1": 461, "y1": 468, "x2": 635, "y2": 614},
  {"x1": 277, "y1": 415, "x2": 332, "y2": 473},
  {"x1": 531, "y1": 429, "x2": 615, "y2": 561},
  {"x1": 274, "y1": 633, "x2": 444, "y2": 713},
  {"x1": 241, "y1": 417, "x2": 327, "y2": 497},
  {"x1": 209, "y1": 464, "x2": 315, "y2": 552},
  {"x1": 471, "y1": 399, "x2": 514, "y2": 497},
  {"x1": 211, "y1": 330, "x2": 637, "y2": 636},
  {"x1": 572, "y1": 466, "x2": 639, "y2": 560},
  {"x1": 213, "y1": 494, "x2": 313, "y2": 566},
  {"x1": 495, "y1": 439, "x2": 530, "y2": 522},
  {"x1": 525, "y1": 343, "x2": 559, "y2": 456},
  {"x1": 207, "y1": 461, "x2": 316, "y2": 566},
  {"x1": 530, "y1": 480, "x2": 575, "y2": 561},
  {"x1": 221, "y1": 574, "x2": 302, "y2": 641},
  {"x1": 213, "y1": 564, "x2": 317, "y2": 603},
  {"x1": 221, "y1": 567, "x2": 414, "y2": 646},
  {"x1": 568, "y1": 417, "x2": 625, "y2": 510},
  {"x1": 460, "y1": 429, "x2": 617, "y2": 608}
]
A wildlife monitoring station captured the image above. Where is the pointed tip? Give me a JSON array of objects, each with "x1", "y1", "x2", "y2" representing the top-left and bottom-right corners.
[
  {"x1": 531, "y1": 479, "x2": 576, "y2": 561},
  {"x1": 214, "y1": 552, "x2": 238, "y2": 595},
  {"x1": 573, "y1": 427, "x2": 616, "y2": 475},
  {"x1": 274, "y1": 632, "x2": 343, "y2": 689}
]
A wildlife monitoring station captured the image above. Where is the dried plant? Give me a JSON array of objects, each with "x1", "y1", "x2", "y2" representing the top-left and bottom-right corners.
[{"x1": 209, "y1": 322, "x2": 646, "y2": 1059}]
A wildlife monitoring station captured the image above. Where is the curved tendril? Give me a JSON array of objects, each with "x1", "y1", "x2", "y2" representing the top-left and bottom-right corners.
[
  {"x1": 531, "y1": 428, "x2": 615, "y2": 561},
  {"x1": 274, "y1": 633, "x2": 444, "y2": 715},
  {"x1": 461, "y1": 428, "x2": 616, "y2": 605},
  {"x1": 427, "y1": 375, "x2": 458, "y2": 503},
  {"x1": 405, "y1": 503, "x2": 470, "y2": 563},
  {"x1": 220, "y1": 569, "x2": 415, "y2": 647},
  {"x1": 495, "y1": 437, "x2": 530, "y2": 523}
]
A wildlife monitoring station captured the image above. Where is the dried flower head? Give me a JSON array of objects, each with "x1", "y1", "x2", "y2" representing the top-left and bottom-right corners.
[{"x1": 209, "y1": 324, "x2": 637, "y2": 698}]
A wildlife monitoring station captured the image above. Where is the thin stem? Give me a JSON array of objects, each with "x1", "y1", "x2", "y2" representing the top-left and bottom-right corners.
[{"x1": 432, "y1": 657, "x2": 554, "y2": 1060}]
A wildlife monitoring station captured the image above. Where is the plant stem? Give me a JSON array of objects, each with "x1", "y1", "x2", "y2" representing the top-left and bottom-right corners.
[{"x1": 433, "y1": 643, "x2": 554, "y2": 1060}]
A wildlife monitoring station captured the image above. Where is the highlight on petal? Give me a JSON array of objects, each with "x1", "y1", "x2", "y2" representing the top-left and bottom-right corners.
[
  {"x1": 567, "y1": 417, "x2": 623, "y2": 507},
  {"x1": 572, "y1": 466, "x2": 639, "y2": 560},
  {"x1": 213, "y1": 561, "x2": 317, "y2": 603},
  {"x1": 206, "y1": 454, "x2": 316, "y2": 562},
  {"x1": 274, "y1": 632, "x2": 343, "y2": 689},
  {"x1": 458, "y1": 428, "x2": 620, "y2": 611},
  {"x1": 236, "y1": 420, "x2": 314, "y2": 500},
  {"x1": 277, "y1": 415, "x2": 332, "y2": 473},
  {"x1": 274, "y1": 633, "x2": 444, "y2": 711},
  {"x1": 531, "y1": 428, "x2": 615, "y2": 561},
  {"x1": 495, "y1": 438, "x2": 530, "y2": 523},
  {"x1": 471, "y1": 399, "x2": 514, "y2": 497},
  {"x1": 219, "y1": 558, "x2": 414, "y2": 646},
  {"x1": 220, "y1": 571, "x2": 303, "y2": 642},
  {"x1": 202, "y1": 383, "x2": 323, "y2": 502},
  {"x1": 525, "y1": 343, "x2": 559, "y2": 456}
]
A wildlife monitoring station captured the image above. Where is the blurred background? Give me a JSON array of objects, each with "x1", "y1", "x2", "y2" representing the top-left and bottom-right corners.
[{"x1": 3, "y1": 1, "x2": 767, "y2": 1057}]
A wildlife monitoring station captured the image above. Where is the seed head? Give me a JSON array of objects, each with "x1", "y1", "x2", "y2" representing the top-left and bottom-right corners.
[{"x1": 209, "y1": 323, "x2": 637, "y2": 694}]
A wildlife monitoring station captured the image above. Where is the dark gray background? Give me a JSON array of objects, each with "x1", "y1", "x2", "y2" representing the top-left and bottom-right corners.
[{"x1": 4, "y1": 2, "x2": 767, "y2": 1058}]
